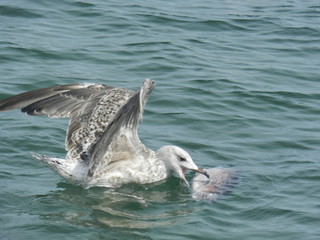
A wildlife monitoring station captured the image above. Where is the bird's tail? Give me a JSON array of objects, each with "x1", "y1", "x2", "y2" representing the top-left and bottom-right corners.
[{"x1": 33, "y1": 154, "x2": 87, "y2": 183}]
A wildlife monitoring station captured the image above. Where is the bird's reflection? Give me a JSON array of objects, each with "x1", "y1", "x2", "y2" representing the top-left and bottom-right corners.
[{"x1": 32, "y1": 177, "x2": 195, "y2": 230}]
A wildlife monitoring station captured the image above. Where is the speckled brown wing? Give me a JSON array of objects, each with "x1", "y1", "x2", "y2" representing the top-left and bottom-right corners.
[
  {"x1": 66, "y1": 87, "x2": 135, "y2": 160},
  {"x1": 84, "y1": 79, "x2": 155, "y2": 181},
  {"x1": 0, "y1": 83, "x2": 135, "y2": 161}
]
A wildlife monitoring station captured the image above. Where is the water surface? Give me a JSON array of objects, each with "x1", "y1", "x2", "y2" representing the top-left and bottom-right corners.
[{"x1": 1, "y1": 1, "x2": 320, "y2": 239}]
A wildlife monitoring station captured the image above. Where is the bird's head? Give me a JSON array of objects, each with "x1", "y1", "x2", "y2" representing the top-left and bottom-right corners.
[{"x1": 156, "y1": 145, "x2": 209, "y2": 186}]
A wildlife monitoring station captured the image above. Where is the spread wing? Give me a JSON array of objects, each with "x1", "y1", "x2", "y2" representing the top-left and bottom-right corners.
[
  {"x1": 0, "y1": 83, "x2": 135, "y2": 159},
  {"x1": 84, "y1": 79, "x2": 155, "y2": 180}
]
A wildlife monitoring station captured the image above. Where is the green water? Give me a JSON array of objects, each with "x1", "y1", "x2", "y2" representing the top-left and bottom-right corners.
[{"x1": 1, "y1": 1, "x2": 319, "y2": 239}]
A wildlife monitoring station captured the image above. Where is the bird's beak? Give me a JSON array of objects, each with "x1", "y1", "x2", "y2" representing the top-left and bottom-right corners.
[
  {"x1": 182, "y1": 177, "x2": 190, "y2": 187},
  {"x1": 178, "y1": 168, "x2": 191, "y2": 187},
  {"x1": 191, "y1": 168, "x2": 210, "y2": 179},
  {"x1": 179, "y1": 168, "x2": 209, "y2": 187}
]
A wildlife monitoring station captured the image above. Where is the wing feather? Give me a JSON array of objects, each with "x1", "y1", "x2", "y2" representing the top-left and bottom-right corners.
[
  {"x1": 0, "y1": 83, "x2": 136, "y2": 161},
  {"x1": 0, "y1": 84, "x2": 90, "y2": 112},
  {"x1": 85, "y1": 79, "x2": 155, "y2": 179}
]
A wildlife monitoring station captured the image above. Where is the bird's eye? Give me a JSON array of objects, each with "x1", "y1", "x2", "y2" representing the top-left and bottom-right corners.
[{"x1": 179, "y1": 157, "x2": 187, "y2": 162}]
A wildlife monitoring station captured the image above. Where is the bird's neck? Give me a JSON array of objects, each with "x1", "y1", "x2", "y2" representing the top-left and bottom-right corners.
[{"x1": 155, "y1": 148, "x2": 173, "y2": 177}]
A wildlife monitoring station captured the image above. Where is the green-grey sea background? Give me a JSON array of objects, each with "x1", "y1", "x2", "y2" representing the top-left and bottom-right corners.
[{"x1": 0, "y1": 1, "x2": 319, "y2": 239}]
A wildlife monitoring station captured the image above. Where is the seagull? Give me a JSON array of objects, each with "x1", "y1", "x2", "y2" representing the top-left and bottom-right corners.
[{"x1": 0, "y1": 79, "x2": 208, "y2": 187}]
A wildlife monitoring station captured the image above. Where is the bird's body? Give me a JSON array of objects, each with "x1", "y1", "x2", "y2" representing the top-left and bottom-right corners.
[{"x1": 0, "y1": 79, "x2": 208, "y2": 187}]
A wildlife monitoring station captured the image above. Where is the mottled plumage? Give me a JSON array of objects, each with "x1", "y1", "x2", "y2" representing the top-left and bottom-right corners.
[{"x1": 0, "y1": 79, "x2": 208, "y2": 187}]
